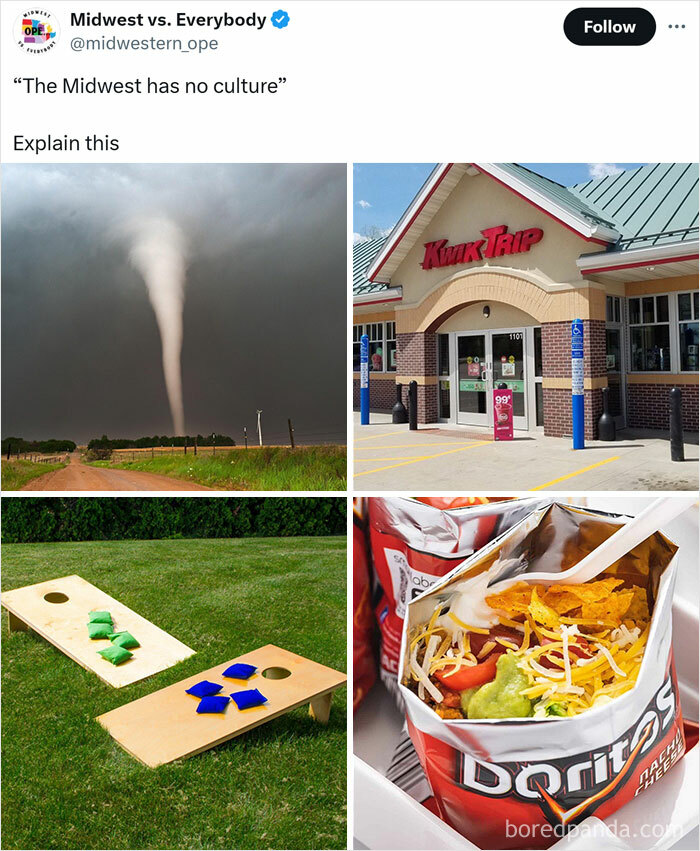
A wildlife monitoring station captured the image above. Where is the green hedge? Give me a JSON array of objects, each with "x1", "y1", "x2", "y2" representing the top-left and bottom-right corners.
[{"x1": 1, "y1": 497, "x2": 346, "y2": 543}]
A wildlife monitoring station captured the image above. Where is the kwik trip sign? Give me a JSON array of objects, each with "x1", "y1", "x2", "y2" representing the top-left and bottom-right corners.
[{"x1": 421, "y1": 224, "x2": 544, "y2": 270}]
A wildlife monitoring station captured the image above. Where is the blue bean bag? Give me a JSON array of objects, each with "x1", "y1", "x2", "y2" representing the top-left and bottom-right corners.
[
  {"x1": 186, "y1": 680, "x2": 222, "y2": 698},
  {"x1": 231, "y1": 688, "x2": 268, "y2": 710},
  {"x1": 196, "y1": 695, "x2": 230, "y2": 714},
  {"x1": 222, "y1": 663, "x2": 257, "y2": 680}
]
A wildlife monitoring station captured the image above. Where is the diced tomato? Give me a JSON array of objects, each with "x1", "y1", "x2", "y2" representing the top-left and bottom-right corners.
[
  {"x1": 434, "y1": 654, "x2": 499, "y2": 691},
  {"x1": 539, "y1": 635, "x2": 593, "y2": 669},
  {"x1": 468, "y1": 626, "x2": 523, "y2": 657}
]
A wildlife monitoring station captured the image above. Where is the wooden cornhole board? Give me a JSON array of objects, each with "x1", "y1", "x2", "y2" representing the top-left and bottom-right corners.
[
  {"x1": 1, "y1": 575, "x2": 195, "y2": 688},
  {"x1": 97, "y1": 644, "x2": 347, "y2": 767}
]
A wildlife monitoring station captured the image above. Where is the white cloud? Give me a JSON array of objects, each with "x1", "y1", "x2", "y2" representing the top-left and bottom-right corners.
[
  {"x1": 357, "y1": 199, "x2": 372, "y2": 209},
  {"x1": 353, "y1": 232, "x2": 371, "y2": 244},
  {"x1": 588, "y1": 163, "x2": 624, "y2": 179}
]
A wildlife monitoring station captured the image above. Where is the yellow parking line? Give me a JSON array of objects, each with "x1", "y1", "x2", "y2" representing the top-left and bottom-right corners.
[
  {"x1": 355, "y1": 456, "x2": 433, "y2": 462},
  {"x1": 354, "y1": 430, "x2": 405, "y2": 442},
  {"x1": 354, "y1": 441, "x2": 490, "y2": 477},
  {"x1": 355, "y1": 441, "x2": 480, "y2": 449},
  {"x1": 530, "y1": 456, "x2": 620, "y2": 491}
]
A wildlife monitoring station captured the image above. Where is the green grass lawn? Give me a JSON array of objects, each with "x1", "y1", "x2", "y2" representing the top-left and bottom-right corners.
[
  {"x1": 91, "y1": 445, "x2": 347, "y2": 491},
  {"x1": 1, "y1": 459, "x2": 66, "y2": 490},
  {"x1": 2, "y1": 536, "x2": 347, "y2": 850}
]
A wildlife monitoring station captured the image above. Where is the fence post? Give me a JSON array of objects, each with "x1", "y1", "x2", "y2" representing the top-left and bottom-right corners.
[{"x1": 288, "y1": 418, "x2": 295, "y2": 449}]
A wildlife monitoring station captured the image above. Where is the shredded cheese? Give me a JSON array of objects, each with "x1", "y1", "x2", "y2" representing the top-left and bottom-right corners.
[
  {"x1": 448, "y1": 612, "x2": 490, "y2": 633},
  {"x1": 477, "y1": 640, "x2": 496, "y2": 659}
]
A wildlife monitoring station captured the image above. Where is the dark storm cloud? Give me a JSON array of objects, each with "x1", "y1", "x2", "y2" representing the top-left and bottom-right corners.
[{"x1": 1, "y1": 164, "x2": 347, "y2": 444}]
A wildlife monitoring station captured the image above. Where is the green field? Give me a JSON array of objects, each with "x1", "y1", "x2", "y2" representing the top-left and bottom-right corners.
[
  {"x1": 1, "y1": 459, "x2": 66, "y2": 490},
  {"x1": 91, "y1": 445, "x2": 347, "y2": 491},
  {"x1": 1, "y1": 536, "x2": 347, "y2": 850}
]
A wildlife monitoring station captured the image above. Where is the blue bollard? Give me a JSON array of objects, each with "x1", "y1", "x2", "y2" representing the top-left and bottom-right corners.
[
  {"x1": 360, "y1": 334, "x2": 370, "y2": 425},
  {"x1": 571, "y1": 319, "x2": 584, "y2": 449}
]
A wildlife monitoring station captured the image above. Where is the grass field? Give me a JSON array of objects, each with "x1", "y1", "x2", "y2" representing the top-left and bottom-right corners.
[
  {"x1": 1, "y1": 536, "x2": 346, "y2": 850},
  {"x1": 1, "y1": 459, "x2": 67, "y2": 490},
  {"x1": 91, "y1": 445, "x2": 346, "y2": 491}
]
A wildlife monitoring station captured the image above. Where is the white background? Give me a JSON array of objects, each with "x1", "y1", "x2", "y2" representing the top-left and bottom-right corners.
[{"x1": 1, "y1": 0, "x2": 699, "y2": 163}]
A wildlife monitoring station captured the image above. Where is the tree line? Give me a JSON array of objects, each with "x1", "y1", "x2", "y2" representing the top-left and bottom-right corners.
[
  {"x1": 2, "y1": 437, "x2": 77, "y2": 454},
  {"x1": 87, "y1": 433, "x2": 236, "y2": 450}
]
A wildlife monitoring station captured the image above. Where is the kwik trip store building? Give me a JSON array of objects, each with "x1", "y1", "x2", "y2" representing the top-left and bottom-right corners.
[{"x1": 353, "y1": 163, "x2": 699, "y2": 438}]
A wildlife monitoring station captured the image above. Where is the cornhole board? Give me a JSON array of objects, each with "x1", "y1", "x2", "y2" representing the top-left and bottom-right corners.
[
  {"x1": 1, "y1": 574, "x2": 195, "y2": 688},
  {"x1": 97, "y1": 644, "x2": 347, "y2": 767}
]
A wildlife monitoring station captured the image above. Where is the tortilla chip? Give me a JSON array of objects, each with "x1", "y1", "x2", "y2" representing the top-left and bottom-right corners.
[
  {"x1": 485, "y1": 582, "x2": 532, "y2": 616},
  {"x1": 548, "y1": 577, "x2": 624, "y2": 604},
  {"x1": 581, "y1": 589, "x2": 635, "y2": 625},
  {"x1": 528, "y1": 587, "x2": 561, "y2": 629},
  {"x1": 624, "y1": 585, "x2": 650, "y2": 624},
  {"x1": 542, "y1": 588, "x2": 584, "y2": 615}
]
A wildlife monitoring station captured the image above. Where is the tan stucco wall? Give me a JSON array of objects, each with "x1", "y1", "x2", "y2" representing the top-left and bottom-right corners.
[
  {"x1": 352, "y1": 309, "x2": 396, "y2": 324},
  {"x1": 351, "y1": 371, "x2": 395, "y2": 380},
  {"x1": 390, "y1": 170, "x2": 605, "y2": 306},
  {"x1": 625, "y1": 275, "x2": 698, "y2": 296},
  {"x1": 397, "y1": 269, "x2": 606, "y2": 333},
  {"x1": 627, "y1": 373, "x2": 698, "y2": 385},
  {"x1": 436, "y1": 301, "x2": 538, "y2": 332}
]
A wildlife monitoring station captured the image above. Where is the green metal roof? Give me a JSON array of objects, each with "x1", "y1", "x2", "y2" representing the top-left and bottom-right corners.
[
  {"x1": 353, "y1": 163, "x2": 699, "y2": 295},
  {"x1": 499, "y1": 163, "x2": 619, "y2": 231},
  {"x1": 568, "y1": 162, "x2": 699, "y2": 250},
  {"x1": 353, "y1": 235, "x2": 389, "y2": 295}
]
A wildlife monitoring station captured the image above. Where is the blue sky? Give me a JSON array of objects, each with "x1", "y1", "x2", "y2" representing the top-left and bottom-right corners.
[{"x1": 353, "y1": 163, "x2": 647, "y2": 240}]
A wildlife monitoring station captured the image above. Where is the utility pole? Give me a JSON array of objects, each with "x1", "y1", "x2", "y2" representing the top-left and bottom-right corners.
[
  {"x1": 212, "y1": 433, "x2": 216, "y2": 456},
  {"x1": 288, "y1": 418, "x2": 295, "y2": 449},
  {"x1": 244, "y1": 427, "x2": 248, "y2": 449},
  {"x1": 256, "y1": 410, "x2": 263, "y2": 446}
]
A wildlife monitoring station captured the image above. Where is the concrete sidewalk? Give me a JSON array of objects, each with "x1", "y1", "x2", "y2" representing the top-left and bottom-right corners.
[{"x1": 353, "y1": 414, "x2": 699, "y2": 491}]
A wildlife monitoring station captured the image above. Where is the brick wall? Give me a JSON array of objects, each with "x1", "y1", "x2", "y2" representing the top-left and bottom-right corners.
[
  {"x1": 396, "y1": 332, "x2": 437, "y2": 423},
  {"x1": 396, "y1": 332, "x2": 437, "y2": 377},
  {"x1": 542, "y1": 319, "x2": 606, "y2": 439},
  {"x1": 627, "y1": 383, "x2": 699, "y2": 431},
  {"x1": 352, "y1": 377, "x2": 396, "y2": 411}
]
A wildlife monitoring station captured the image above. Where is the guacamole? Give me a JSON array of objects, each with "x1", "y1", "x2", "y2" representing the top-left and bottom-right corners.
[{"x1": 465, "y1": 652, "x2": 533, "y2": 719}]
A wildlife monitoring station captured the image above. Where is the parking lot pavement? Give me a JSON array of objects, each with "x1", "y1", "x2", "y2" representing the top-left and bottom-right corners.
[{"x1": 353, "y1": 416, "x2": 699, "y2": 491}]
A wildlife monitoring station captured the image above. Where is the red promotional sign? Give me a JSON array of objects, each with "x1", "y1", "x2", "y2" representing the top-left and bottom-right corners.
[{"x1": 493, "y1": 388, "x2": 514, "y2": 440}]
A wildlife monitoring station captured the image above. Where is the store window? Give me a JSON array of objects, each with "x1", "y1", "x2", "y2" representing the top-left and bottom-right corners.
[
  {"x1": 353, "y1": 322, "x2": 388, "y2": 371},
  {"x1": 352, "y1": 325, "x2": 363, "y2": 372},
  {"x1": 365, "y1": 323, "x2": 383, "y2": 371},
  {"x1": 533, "y1": 327, "x2": 543, "y2": 427},
  {"x1": 606, "y1": 295, "x2": 622, "y2": 324},
  {"x1": 678, "y1": 291, "x2": 699, "y2": 372},
  {"x1": 438, "y1": 334, "x2": 450, "y2": 419},
  {"x1": 628, "y1": 295, "x2": 670, "y2": 372},
  {"x1": 606, "y1": 329, "x2": 622, "y2": 370},
  {"x1": 385, "y1": 322, "x2": 397, "y2": 372}
]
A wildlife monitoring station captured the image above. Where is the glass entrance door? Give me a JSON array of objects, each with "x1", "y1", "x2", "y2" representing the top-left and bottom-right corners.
[
  {"x1": 491, "y1": 331, "x2": 527, "y2": 429},
  {"x1": 454, "y1": 329, "x2": 529, "y2": 430},
  {"x1": 457, "y1": 333, "x2": 489, "y2": 426}
]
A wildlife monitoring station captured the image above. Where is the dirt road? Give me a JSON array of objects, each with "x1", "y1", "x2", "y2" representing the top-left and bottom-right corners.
[{"x1": 21, "y1": 453, "x2": 212, "y2": 492}]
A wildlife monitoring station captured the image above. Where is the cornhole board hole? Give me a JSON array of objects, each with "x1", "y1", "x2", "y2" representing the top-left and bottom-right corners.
[
  {"x1": 1, "y1": 575, "x2": 195, "y2": 688},
  {"x1": 97, "y1": 644, "x2": 347, "y2": 767}
]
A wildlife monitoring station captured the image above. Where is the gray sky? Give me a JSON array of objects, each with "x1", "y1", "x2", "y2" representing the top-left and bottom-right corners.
[{"x1": 2, "y1": 163, "x2": 346, "y2": 444}]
